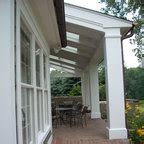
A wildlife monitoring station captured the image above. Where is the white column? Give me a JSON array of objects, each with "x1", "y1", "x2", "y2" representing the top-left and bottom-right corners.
[
  {"x1": 104, "y1": 28, "x2": 127, "y2": 139},
  {"x1": 89, "y1": 64, "x2": 101, "y2": 119},
  {"x1": 84, "y1": 71, "x2": 91, "y2": 108},
  {"x1": 81, "y1": 73, "x2": 86, "y2": 105},
  {"x1": 0, "y1": 1, "x2": 16, "y2": 144}
]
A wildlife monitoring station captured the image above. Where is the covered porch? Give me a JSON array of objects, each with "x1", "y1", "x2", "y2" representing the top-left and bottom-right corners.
[
  {"x1": 50, "y1": 3, "x2": 132, "y2": 140},
  {"x1": 0, "y1": 0, "x2": 133, "y2": 143}
]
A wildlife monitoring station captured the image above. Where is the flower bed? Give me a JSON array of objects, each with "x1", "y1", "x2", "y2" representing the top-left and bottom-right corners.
[{"x1": 126, "y1": 101, "x2": 144, "y2": 143}]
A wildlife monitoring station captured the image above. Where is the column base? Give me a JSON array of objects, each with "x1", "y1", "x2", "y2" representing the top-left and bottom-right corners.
[
  {"x1": 91, "y1": 112, "x2": 101, "y2": 119},
  {"x1": 106, "y1": 127, "x2": 127, "y2": 139}
]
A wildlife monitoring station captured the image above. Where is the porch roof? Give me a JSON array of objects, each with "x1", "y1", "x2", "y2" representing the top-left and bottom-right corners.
[
  {"x1": 50, "y1": 3, "x2": 132, "y2": 76},
  {"x1": 28, "y1": 1, "x2": 132, "y2": 75}
]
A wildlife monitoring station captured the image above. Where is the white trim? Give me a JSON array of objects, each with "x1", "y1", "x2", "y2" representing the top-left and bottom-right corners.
[
  {"x1": 65, "y1": 3, "x2": 132, "y2": 25},
  {"x1": 16, "y1": 1, "x2": 23, "y2": 143},
  {"x1": 91, "y1": 112, "x2": 101, "y2": 119},
  {"x1": 106, "y1": 127, "x2": 127, "y2": 139},
  {"x1": 66, "y1": 14, "x2": 104, "y2": 32},
  {"x1": 31, "y1": 34, "x2": 38, "y2": 144},
  {"x1": 47, "y1": 57, "x2": 53, "y2": 128},
  {"x1": 21, "y1": 83, "x2": 34, "y2": 88},
  {"x1": 105, "y1": 35, "x2": 121, "y2": 38}
]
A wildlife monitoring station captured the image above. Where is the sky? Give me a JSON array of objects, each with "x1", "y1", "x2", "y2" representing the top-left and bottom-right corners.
[{"x1": 64, "y1": 0, "x2": 140, "y2": 68}]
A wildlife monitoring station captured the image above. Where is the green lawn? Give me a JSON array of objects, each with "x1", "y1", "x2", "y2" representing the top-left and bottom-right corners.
[{"x1": 138, "y1": 100, "x2": 144, "y2": 113}]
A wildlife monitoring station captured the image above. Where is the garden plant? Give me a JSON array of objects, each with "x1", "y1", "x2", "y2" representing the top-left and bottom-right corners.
[{"x1": 126, "y1": 101, "x2": 144, "y2": 144}]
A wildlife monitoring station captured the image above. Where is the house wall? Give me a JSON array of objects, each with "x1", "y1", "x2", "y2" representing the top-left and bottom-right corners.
[
  {"x1": 0, "y1": 0, "x2": 17, "y2": 144},
  {"x1": 15, "y1": 0, "x2": 53, "y2": 144}
]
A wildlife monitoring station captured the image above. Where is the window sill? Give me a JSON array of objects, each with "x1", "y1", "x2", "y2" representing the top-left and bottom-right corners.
[{"x1": 37, "y1": 125, "x2": 51, "y2": 144}]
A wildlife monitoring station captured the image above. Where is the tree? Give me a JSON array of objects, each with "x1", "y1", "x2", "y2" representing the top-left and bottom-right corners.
[
  {"x1": 125, "y1": 67, "x2": 144, "y2": 100},
  {"x1": 50, "y1": 70, "x2": 81, "y2": 96},
  {"x1": 101, "y1": 0, "x2": 144, "y2": 61},
  {"x1": 98, "y1": 66, "x2": 144, "y2": 100},
  {"x1": 98, "y1": 65, "x2": 106, "y2": 101},
  {"x1": 68, "y1": 85, "x2": 82, "y2": 96}
]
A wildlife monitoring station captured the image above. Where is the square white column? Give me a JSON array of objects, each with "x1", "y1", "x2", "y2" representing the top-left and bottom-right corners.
[
  {"x1": 104, "y1": 28, "x2": 127, "y2": 139},
  {"x1": 89, "y1": 64, "x2": 101, "y2": 119},
  {"x1": 84, "y1": 71, "x2": 91, "y2": 108},
  {"x1": 81, "y1": 73, "x2": 86, "y2": 105},
  {"x1": 81, "y1": 71, "x2": 91, "y2": 108},
  {"x1": 0, "y1": 1, "x2": 17, "y2": 144}
]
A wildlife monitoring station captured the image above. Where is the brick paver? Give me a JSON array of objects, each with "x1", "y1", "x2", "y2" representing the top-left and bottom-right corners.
[{"x1": 52, "y1": 118, "x2": 129, "y2": 144}]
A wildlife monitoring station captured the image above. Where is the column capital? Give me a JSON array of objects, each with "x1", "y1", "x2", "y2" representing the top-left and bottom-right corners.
[{"x1": 104, "y1": 28, "x2": 121, "y2": 38}]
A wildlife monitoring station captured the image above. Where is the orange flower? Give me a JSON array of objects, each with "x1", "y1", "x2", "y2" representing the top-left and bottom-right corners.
[{"x1": 137, "y1": 128, "x2": 144, "y2": 136}]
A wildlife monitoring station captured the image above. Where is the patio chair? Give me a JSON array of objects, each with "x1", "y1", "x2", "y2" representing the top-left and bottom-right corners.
[
  {"x1": 75, "y1": 105, "x2": 88, "y2": 128},
  {"x1": 52, "y1": 104, "x2": 61, "y2": 128},
  {"x1": 64, "y1": 103, "x2": 83, "y2": 127}
]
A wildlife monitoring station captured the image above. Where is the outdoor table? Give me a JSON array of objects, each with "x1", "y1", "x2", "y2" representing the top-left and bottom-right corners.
[
  {"x1": 56, "y1": 107, "x2": 74, "y2": 126},
  {"x1": 56, "y1": 107, "x2": 73, "y2": 111}
]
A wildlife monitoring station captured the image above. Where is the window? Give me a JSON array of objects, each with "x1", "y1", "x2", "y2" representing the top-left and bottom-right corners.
[
  {"x1": 18, "y1": 17, "x2": 50, "y2": 144},
  {"x1": 21, "y1": 28, "x2": 31, "y2": 84}
]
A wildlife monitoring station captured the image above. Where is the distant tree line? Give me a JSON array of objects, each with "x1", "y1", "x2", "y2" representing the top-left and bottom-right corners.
[
  {"x1": 50, "y1": 67, "x2": 144, "y2": 100},
  {"x1": 125, "y1": 67, "x2": 144, "y2": 100},
  {"x1": 99, "y1": 67, "x2": 144, "y2": 100}
]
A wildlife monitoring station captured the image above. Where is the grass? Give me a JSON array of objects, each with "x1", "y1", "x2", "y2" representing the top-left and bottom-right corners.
[{"x1": 137, "y1": 100, "x2": 144, "y2": 113}]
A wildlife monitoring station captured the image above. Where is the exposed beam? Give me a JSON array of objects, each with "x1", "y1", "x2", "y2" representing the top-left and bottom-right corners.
[
  {"x1": 67, "y1": 34, "x2": 97, "y2": 49},
  {"x1": 50, "y1": 64, "x2": 81, "y2": 76},
  {"x1": 66, "y1": 22, "x2": 103, "y2": 40},
  {"x1": 50, "y1": 62, "x2": 81, "y2": 73},
  {"x1": 50, "y1": 48, "x2": 89, "y2": 64},
  {"x1": 50, "y1": 57, "x2": 83, "y2": 69},
  {"x1": 61, "y1": 47, "x2": 91, "y2": 58},
  {"x1": 67, "y1": 40, "x2": 94, "y2": 54}
]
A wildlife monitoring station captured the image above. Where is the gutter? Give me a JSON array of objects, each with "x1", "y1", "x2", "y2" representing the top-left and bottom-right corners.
[
  {"x1": 122, "y1": 23, "x2": 136, "y2": 40},
  {"x1": 121, "y1": 22, "x2": 136, "y2": 138},
  {"x1": 53, "y1": 0, "x2": 67, "y2": 48}
]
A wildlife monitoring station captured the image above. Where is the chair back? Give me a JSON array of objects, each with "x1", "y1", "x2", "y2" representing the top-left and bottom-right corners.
[{"x1": 81, "y1": 105, "x2": 88, "y2": 115}]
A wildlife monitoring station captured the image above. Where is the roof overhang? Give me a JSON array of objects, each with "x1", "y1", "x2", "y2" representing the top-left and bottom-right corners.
[{"x1": 27, "y1": 0, "x2": 67, "y2": 49}]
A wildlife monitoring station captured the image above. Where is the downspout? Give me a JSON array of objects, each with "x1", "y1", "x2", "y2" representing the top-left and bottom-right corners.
[
  {"x1": 122, "y1": 23, "x2": 135, "y2": 40},
  {"x1": 121, "y1": 22, "x2": 136, "y2": 138}
]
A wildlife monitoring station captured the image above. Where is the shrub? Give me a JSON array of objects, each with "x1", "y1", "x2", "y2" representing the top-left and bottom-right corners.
[{"x1": 126, "y1": 101, "x2": 144, "y2": 143}]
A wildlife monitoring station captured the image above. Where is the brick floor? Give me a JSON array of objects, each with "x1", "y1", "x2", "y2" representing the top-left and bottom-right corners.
[{"x1": 52, "y1": 118, "x2": 129, "y2": 144}]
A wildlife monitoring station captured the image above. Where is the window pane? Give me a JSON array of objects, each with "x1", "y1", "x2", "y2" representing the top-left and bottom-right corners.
[
  {"x1": 44, "y1": 91, "x2": 49, "y2": 125},
  {"x1": 37, "y1": 90, "x2": 44, "y2": 132},
  {"x1": 35, "y1": 44, "x2": 41, "y2": 87},
  {"x1": 43, "y1": 55, "x2": 47, "y2": 88},
  {"x1": 37, "y1": 91, "x2": 41, "y2": 131},
  {"x1": 21, "y1": 27, "x2": 31, "y2": 84},
  {"x1": 21, "y1": 88, "x2": 32, "y2": 144}
]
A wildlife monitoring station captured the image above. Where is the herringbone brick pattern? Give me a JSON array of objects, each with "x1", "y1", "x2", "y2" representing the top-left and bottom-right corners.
[{"x1": 52, "y1": 118, "x2": 129, "y2": 144}]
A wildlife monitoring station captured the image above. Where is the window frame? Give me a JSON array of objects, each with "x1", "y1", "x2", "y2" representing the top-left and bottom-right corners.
[{"x1": 16, "y1": 2, "x2": 51, "y2": 143}]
